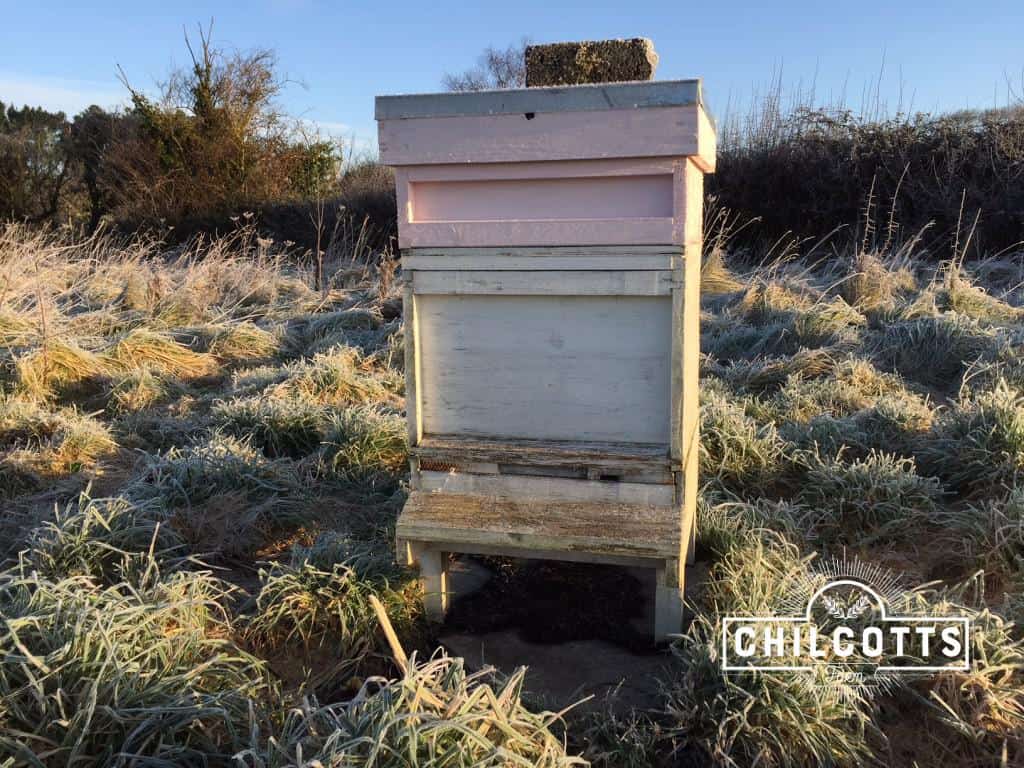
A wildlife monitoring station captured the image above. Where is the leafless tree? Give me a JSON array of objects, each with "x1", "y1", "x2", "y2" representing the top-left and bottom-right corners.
[{"x1": 442, "y1": 39, "x2": 531, "y2": 92}]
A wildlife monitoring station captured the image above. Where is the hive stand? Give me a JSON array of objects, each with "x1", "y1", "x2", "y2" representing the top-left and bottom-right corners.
[{"x1": 376, "y1": 80, "x2": 716, "y2": 642}]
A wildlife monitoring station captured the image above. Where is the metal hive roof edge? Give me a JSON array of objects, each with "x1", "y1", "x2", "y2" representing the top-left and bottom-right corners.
[{"x1": 375, "y1": 78, "x2": 706, "y2": 121}]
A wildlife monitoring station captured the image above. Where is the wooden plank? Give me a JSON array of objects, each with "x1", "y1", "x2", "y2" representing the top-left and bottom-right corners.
[
  {"x1": 406, "y1": 542, "x2": 449, "y2": 621},
  {"x1": 414, "y1": 435, "x2": 669, "y2": 467},
  {"x1": 682, "y1": 158, "x2": 705, "y2": 246},
  {"x1": 680, "y1": 159, "x2": 705, "y2": 562},
  {"x1": 418, "y1": 471, "x2": 674, "y2": 506},
  {"x1": 654, "y1": 560, "x2": 685, "y2": 642},
  {"x1": 399, "y1": 218, "x2": 675, "y2": 249},
  {"x1": 402, "y1": 278, "x2": 422, "y2": 448},
  {"x1": 403, "y1": 252, "x2": 674, "y2": 271},
  {"x1": 394, "y1": 168, "x2": 413, "y2": 225},
  {"x1": 407, "y1": 245, "x2": 679, "y2": 257},
  {"x1": 416, "y1": 293, "x2": 672, "y2": 443},
  {"x1": 375, "y1": 79, "x2": 703, "y2": 120},
  {"x1": 411, "y1": 270, "x2": 673, "y2": 296},
  {"x1": 694, "y1": 106, "x2": 718, "y2": 173},
  {"x1": 396, "y1": 491, "x2": 680, "y2": 560},
  {"x1": 670, "y1": 260, "x2": 685, "y2": 463},
  {"x1": 378, "y1": 106, "x2": 700, "y2": 166},
  {"x1": 410, "y1": 541, "x2": 662, "y2": 569},
  {"x1": 403, "y1": 158, "x2": 677, "y2": 182},
  {"x1": 409, "y1": 175, "x2": 674, "y2": 224}
]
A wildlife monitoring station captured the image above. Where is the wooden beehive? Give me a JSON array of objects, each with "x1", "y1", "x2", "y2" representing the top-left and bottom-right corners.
[{"x1": 376, "y1": 79, "x2": 716, "y2": 640}]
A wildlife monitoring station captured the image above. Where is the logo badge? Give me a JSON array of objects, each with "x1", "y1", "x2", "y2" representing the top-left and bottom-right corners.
[{"x1": 721, "y1": 557, "x2": 971, "y2": 696}]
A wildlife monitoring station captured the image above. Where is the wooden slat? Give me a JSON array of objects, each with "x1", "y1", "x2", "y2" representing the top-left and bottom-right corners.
[
  {"x1": 414, "y1": 435, "x2": 670, "y2": 471},
  {"x1": 375, "y1": 79, "x2": 703, "y2": 120},
  {"x1": 695, "y1": 107, "x2": 718, "y2": 173},
  {"x1": 411, "y1": 269, "x2": 673, "y2": 296},
  {"x1": 402, "y1": 278, "x2": 423, "y2": 446},
  {"x1": 416, "y1": 293, "x2": 672, "y2": 444},
  {"x1": 399, "y1": 219, "x2": 676, "y2": 249},
  {"x1": 418, "y1": 471, "x2": 675, "y2": 505},
  {"x1": 402, "y1": 247, "x2": 675, "y2": 272},
  {"x1": 403, "y1": 158, "x2": 677, "y2": 182},
  {"x1": 397, "y1": 491, "x2": 679, "y2": 560},
  {"x1": 379, "y1": 106, "x2": 700, "y2": 166},
  {"x1": 680, "y1": 158, "x2": 705, "y2": 562},
  {"x1": 407, "y1": 245, "x2": 679, "y2": 256},
  {"x1": 410, "y1": 176, "x2": 673, "y2": 223}
]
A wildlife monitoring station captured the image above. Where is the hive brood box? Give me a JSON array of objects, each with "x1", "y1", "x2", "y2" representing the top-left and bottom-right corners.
[{"x1": 376, "y1": 79, "x2": 716, "y2": 640}]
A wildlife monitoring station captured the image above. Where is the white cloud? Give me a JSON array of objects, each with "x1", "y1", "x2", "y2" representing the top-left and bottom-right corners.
[{"x1": 0, "y1": 72, "x2": 128, "y2": 116}]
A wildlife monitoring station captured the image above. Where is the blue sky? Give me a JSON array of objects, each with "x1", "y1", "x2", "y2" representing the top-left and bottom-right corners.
[{"x1": 2, "y1": 1, "x2": 1021, "y2": 154}]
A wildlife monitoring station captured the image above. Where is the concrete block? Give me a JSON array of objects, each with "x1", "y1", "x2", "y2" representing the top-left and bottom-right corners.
[{"x1": 525, "y1": 38, "x2": 658, "y2": 87}]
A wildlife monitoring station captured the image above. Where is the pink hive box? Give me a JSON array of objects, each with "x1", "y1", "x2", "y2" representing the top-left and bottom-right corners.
[{"x1": 376, "y1": 79, "x2": 716, "y2": 641}]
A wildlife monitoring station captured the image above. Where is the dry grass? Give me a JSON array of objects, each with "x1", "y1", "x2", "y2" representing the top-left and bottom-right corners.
[
  {"x1": 3, "y1": 220, "x2": 1024, "y2": 767},
  {"x1": 104, "y1": 328, "x2": 219, "y2": 379}
]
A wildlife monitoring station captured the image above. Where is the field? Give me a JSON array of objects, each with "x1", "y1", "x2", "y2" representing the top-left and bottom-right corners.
[{"x1": 1, "y1": 215, "x2": 1023, "y2": 767}]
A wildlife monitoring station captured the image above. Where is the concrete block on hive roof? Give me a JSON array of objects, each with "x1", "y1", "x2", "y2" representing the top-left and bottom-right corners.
[{"x1": 524, "y1": 38, "x2": 659, "y2": 86}]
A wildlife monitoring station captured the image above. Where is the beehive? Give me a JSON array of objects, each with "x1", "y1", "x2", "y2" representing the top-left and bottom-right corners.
[{"x1": 376, "y1": 79, "x2": 716, "y2": 640}]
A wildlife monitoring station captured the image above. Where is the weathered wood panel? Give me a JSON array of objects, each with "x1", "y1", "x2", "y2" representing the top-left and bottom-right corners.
[
  {"x1": 379, "y1": 106, "x2": 700, "y2": 166},
  {"x1": 418, "y1": 470, "x2": 675, "y2": 505},
  {"x1": 400, "y1": 219, "x2": 675, "y2": 248},
  {"x1": 412, "y1": 269, "x2": 672, "y2": 295},
  {"x1": 403, "y1": 249, "x2": 676, "y2": 271},
  {"x1": 410, "y1": 174, "x2": 674, "y2": 223},
  {"x1": 417, "y1": 293, "x2": 672, "y2": 443},
  {"x1": 402, "y1": 279, "x2": 422, "y2": 447},
  {"x1": 403, "y1": 158, "x2": 677, "y2": 182},
  {"x1": 375, "y1": 79, "x2": 703, "y2": 120},
  {"x1": 393, "y1": 160, "x2": 697, "y2": 249},
  {"x1": 680, "y1": 158, "x2": 705, "y2": 562},
  {"x1": 397, "y1": 491, "x2": 680, "y2": 560},
  {"x1": 413, "y1": 435, "x2": 671, "y2": 474}
]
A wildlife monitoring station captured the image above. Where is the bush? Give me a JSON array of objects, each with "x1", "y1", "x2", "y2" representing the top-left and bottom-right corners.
[
  {"x1": 240, "y1": 652, "x2": 584, "y2": 768},
  {"x1": 870, "y1": 313, "x2": 998, "y2": 390},
  {"x1": 211, "y1": 395, "x2": 326, "y2": 458},
  {"x1": 797, "y1": 451, "x2": 944, "y2": 545},
  {"x1": 245, "y1": 557, "x2": 418, "y2": 674},
  {"x1": 106, "y1": 31, "x2": 340, "y2": 232},
  {"x1": 918, "y1": 381, "x2": 1024, "y2": 496},
  {"x1": 0, "y1": 395, "x2": 116, "y2": 477},
  {"x1": 665, "y1": 536, "x2": 874, "y2": 767},
  {"x1": 906, "y1": 576, "x2": 1024, "y2": 764},
  {"x1": 711, "y1": 104, "x2": 1024, "y2": 255},
  {"x1": 936, "y1": 487, "x2": 1024, "y2": 574},
  {"x1": 320, "y1": 406, "x2": 408, "y2": 488},
  {"x1": 208, "y1": 321, "x2": 281, "y2": 363},
  {"x1": 128, "y1": 435, "x2": 309, "y2": 555},
  {"x1": 24, "y1": 493, "x2": 187, "y2": 586},
  {"x1": 105, "y1": 367, "x2": 171, "y2": 413},
  {"x1": 0, "y1": 565, "x2": 275, "y2": 765},
  {"x1": 274, "y1": 346, "x2": 391, "y2": 405},
  {"x1": 700, "y1": 390, "x2": 787, "y2": 491}
]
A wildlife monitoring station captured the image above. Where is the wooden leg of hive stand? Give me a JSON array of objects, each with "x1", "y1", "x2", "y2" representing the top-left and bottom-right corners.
[
  {"x1": 409, "y1": 543, "x2": 449, "y2": 623},
  {"x1": 654, "y1": 558, "x2": 685, "y2": 643}
]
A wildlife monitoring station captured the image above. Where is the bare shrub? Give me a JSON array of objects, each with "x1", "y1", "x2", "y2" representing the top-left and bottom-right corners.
[{"x1": 443, "y1": 39, "x2": 530, "y2": 91}]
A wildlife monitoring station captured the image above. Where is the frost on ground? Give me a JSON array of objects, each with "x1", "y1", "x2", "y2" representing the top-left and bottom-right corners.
[{"x1": 1, "y1": 221, "x2": 1023, "y2": 766}]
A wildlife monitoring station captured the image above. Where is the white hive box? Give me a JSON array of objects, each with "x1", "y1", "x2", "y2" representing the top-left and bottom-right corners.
[{"x1": 376, "y1": 79, "x2": 716, "y2": 640}]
